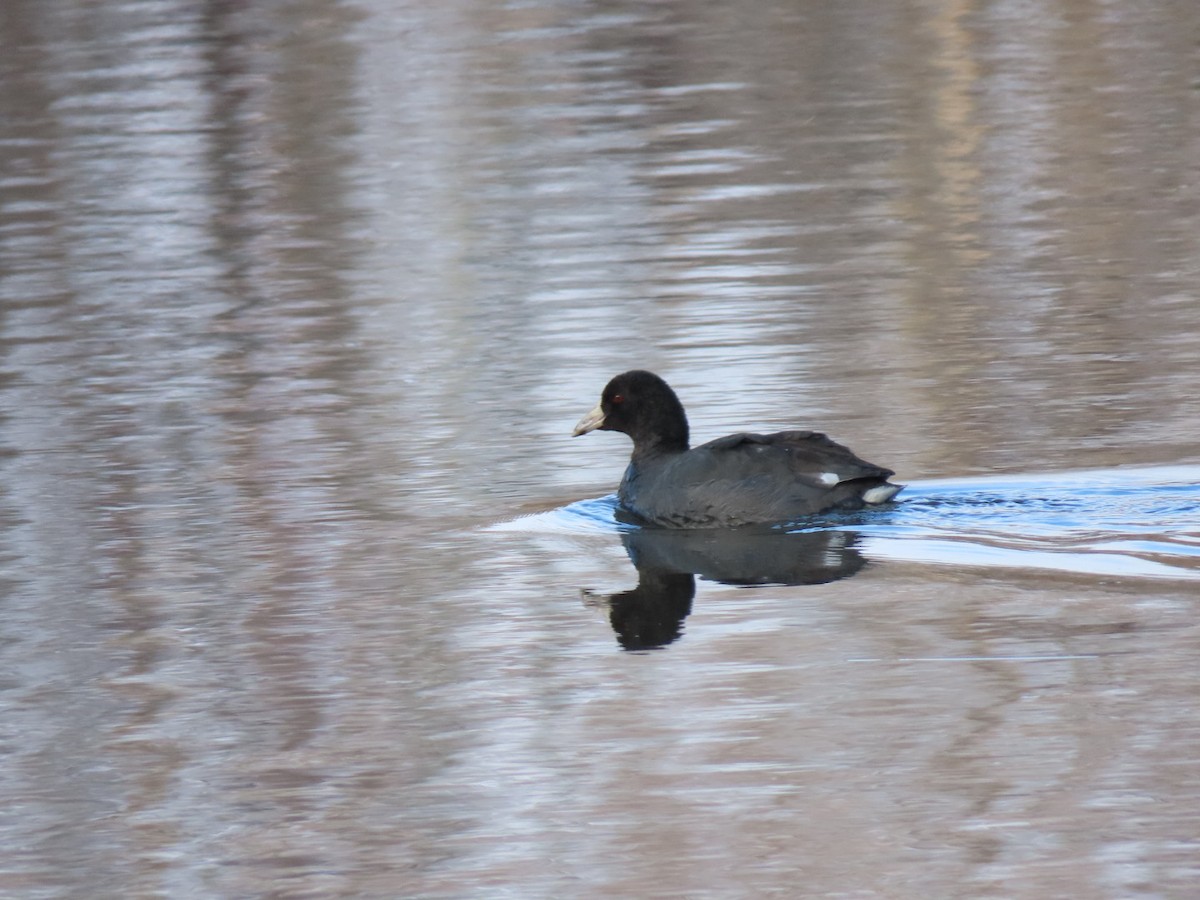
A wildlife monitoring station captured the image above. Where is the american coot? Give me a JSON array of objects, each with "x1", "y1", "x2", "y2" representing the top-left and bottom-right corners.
[{"x1": 573, "y1": 370, "x2": 903, "y2": 528}]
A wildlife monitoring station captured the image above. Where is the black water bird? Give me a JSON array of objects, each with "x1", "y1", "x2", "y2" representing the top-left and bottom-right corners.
[{"x1": 573, "y1": 370, "x2": 902, "y2": 528}]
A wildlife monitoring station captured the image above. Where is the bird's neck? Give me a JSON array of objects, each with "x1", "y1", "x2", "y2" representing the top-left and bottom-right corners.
[
  {"x1": 630, "y1": 415, "x2": 689, "y2": 460},
  {"x1": 630, "y1": 431, "x2": 688, "y2": 462}
]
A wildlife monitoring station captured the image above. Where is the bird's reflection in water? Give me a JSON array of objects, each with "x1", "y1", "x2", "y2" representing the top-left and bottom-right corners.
[{"x1": 588, "y1": 526, "x2": 867, "y2": 651}]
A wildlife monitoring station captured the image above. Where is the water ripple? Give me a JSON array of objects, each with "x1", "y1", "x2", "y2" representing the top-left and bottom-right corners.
[{"x1": 497, "y1": 465, "x2": 1200, "y2": 581}]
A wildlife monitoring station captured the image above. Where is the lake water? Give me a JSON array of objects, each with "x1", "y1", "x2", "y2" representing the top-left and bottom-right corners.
[{"x1": 2, "y1": 0, "x2": 1199, "y2": 896}]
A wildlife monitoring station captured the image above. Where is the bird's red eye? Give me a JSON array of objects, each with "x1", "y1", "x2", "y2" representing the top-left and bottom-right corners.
[{"x1": 611, "y1": 394, "x2": 625, "y2": 405}]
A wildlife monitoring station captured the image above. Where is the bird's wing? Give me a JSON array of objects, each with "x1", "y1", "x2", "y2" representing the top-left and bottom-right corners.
[{"x1": 697, "y1": 431, "x2": 894, "y2": 486}]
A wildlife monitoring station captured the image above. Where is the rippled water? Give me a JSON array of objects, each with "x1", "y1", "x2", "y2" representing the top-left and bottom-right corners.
[
  {"x1": 522, "y1": 464, "x2": 1200, "y2": 572},
  {"x1": 2, "y1": 0, "x2": 1199, "y2": 896},
  {"x1": 498, "y1": 464, "x2": 1200, "y2": 648}
]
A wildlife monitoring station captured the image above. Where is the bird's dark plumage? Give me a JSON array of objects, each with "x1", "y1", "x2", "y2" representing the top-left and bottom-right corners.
[{"x1": 573, "y1": 370, "x2": 902, "y2": 528}]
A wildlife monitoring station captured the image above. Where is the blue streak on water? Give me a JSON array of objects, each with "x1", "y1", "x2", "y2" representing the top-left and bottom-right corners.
[
  {"x1": 500, "y1": 494, "x2": 638, "y2": 534},
  {"x1": 493, "y1": 465, "x2": 1200, "y2": 581},
  {"x1": 834, "y1": 467, "x2": 1200, "y2": 580}
]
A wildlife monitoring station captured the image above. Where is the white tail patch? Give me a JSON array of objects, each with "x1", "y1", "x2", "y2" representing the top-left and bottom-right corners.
[{"x1": 862, "y1": 484, "x2": 903, "y2": 505}]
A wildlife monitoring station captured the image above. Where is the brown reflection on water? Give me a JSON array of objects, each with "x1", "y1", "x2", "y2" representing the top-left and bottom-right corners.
[
  {"x1": 888, "y1": 0, "x2": 1200, "y2": 476},
  {"x1": 0, "y1": 0, "x2": 1199, "y2": 896}
]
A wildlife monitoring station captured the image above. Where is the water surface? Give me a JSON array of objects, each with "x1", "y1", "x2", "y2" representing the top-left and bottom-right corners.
[{"x1": 1, "y1": 0, "x2": 1199, "y2": 896}]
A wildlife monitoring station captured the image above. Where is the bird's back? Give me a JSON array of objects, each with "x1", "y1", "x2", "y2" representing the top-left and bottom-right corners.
[{"x1": 619, "y1": 430, "x2": 900, "y2": 527}]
